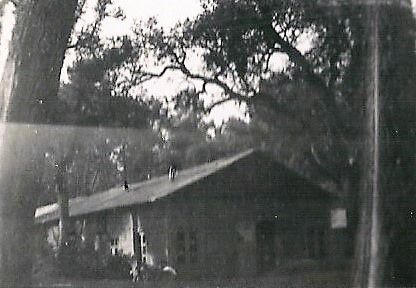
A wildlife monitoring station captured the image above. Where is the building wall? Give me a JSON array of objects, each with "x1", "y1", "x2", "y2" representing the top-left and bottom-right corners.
[
  {"x1": 128, "y1": 156, "x2": 333, "y2": 278},
  {"x1": 40, "y1": 153, "x2": 335, "y2": 278},
  {"x1": 105, "y1": 210, "x2": 134, "y2": 256},
  {"x1": 43, "y1": 210, "x2": 134, "y2": 259},
  {"x1": 133, "y1": 203, "x2": 169, "y2": 267}
]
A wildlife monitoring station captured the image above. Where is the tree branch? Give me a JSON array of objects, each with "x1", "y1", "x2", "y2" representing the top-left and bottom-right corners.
[
  {"x1": 204, "y1": 97, "x2": 234, "y2": 113},
  {"x1": 66, "y1": 40, "x2": 79, "y2": 49},
  {"x1": 176, "y1": 61, "x2": 248, "y2": 104},
  {"x1": 8, "y1": 0, "x2": 19, "y2": 7},
  {"x1": 135, "y1": 45, "x2": 250, "y2": 110},
  {"x1": 133, "y1": 65, "x2": 180, "y2": 84},
  {"x1": 264, "y1": 23, "x2": 347, "y2": 139},
  {"x1": 310, "y1": 144, "x2": 341, "y2": 184}
]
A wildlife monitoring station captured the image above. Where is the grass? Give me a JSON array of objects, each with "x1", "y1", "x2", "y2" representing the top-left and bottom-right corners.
[{"x1": 33, "y1": 260, "x2": 351, "y2": 288}]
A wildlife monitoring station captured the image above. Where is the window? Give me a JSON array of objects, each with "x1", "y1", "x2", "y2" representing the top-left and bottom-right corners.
[
  {"x1": 94, "y1": 235, "x2": 100, "y2": 251},
  {"x1": 110, "y1": 238, "x2": 119, "y2": 246},
  {"x1": 174, "y1": 228, "x2": 199, "y2": 265},
  {"x1": 307, "y1": 227, "x2": 325, "y2": 258},
  {"x1": 97, "y1": 217, "x2": 107, "y2": 235},
  {"x1": 139, "y1": 231, "x2": 147, "y2": 263},
  {"x1": 189, "y1": 230, "x2": 198, "y2": 264},
  {"x1": 111, "y1": 247, "x2": 119, "y2": 256},
  {"x1": 110, "y1": 237, "x2": 119, "y2": 255},
  {"x1": 176, "y1": 229, "x2": 186, "y2": 264}
]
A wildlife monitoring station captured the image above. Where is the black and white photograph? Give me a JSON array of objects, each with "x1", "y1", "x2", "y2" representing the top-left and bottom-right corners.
[{"x1": 0, "y1": 0, "x2": 415, "y2": 287}]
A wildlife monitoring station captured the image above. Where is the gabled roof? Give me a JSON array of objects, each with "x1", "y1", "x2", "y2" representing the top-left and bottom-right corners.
[{"x1": 35, "y1": 149, "x2": 255, "y2": 224}]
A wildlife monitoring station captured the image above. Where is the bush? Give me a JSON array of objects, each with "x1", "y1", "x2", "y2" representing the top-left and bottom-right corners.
[
  {"x1": 55, "y1": 245, "x2": 132, "y2": 279},
  {"x1": 36, "y1": 234, "x2": 133, "y2": 280},
  {"x1": 102, "y1": 255, "x2": 132, "y2": 279}
]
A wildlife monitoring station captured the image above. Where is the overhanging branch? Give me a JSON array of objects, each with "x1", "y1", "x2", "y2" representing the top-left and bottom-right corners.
[
  {"x1": 264, "y1": 23, "x2": 348, "y2": 139},
  {"x1": 135, "y1": 50, "x2": 250, "y2": 112},
  {"x1": 204, "y1": 97, "x2": 234, "y2": 113}
]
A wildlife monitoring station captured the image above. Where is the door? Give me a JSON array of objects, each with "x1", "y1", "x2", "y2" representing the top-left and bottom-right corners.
[{"x1": 256, "y1": 220, "x2": 276, "y2": 273}]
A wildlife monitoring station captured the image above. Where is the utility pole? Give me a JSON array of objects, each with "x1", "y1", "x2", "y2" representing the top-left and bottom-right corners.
[
  {"x1": 320, "y1": 0, "x2": 413, "y2": 286},
  {"x1": 367, "y1": 3, "x2": 380, "y2": 287},
  {"x1": 351, "y1": 1, "x2": 412, "y2": 287}
]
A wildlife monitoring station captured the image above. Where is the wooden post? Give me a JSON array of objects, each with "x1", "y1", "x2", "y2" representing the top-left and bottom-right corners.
[{"x1": 131, "y1": 210, "x2": 141, "y2": 263}]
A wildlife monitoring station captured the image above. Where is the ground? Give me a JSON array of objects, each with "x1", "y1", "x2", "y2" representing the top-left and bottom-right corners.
[{"x1": 33, "y1": 260, "x2": 351, "y2": 288}]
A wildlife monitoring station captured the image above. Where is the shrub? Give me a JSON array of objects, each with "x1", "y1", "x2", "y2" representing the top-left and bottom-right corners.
[{"x1": 102, "y1": 255, "x2": 131, "y2": 279}]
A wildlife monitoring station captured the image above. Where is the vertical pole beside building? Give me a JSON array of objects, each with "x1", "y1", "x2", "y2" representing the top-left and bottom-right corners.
[
  {"x1": 320, "y1": 0, "x2": 413, "y2": 286},
  {"x1": 368, "y1": 2, "x2": 380, "y2": 287},
  {"x1": 363, "y1": 1, "x2": 413, "y2": 287},
  {"x1": 355, "y1": 0, "x2": 412, "y2": 287}
]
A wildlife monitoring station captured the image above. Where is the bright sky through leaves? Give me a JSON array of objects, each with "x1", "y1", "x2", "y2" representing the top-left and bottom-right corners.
[
  {"x1": 62, "y1": 0, "x2": 250, "y2": 125},
  {"x1": 2, "y1": 0, "x2": 416, "y2": 125}
]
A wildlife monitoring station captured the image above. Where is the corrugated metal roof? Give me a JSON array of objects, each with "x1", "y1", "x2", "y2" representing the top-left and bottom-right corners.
[{"x1": 35, "y1": 149, "x2": 254, "y2": 224}]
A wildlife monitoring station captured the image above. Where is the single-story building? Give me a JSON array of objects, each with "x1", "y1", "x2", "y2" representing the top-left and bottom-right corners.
[{"x1": 35, "y1": 149, "x2": 348, "y2": 278}]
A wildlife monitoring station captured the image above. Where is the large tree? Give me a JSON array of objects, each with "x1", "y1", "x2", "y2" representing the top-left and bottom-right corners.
[
  {"x1": 0, "y1": 0, "x2": 78, "y2": 286},
  {"x1": 128, "y1": 0, "x2": 360, "y2": 179}
]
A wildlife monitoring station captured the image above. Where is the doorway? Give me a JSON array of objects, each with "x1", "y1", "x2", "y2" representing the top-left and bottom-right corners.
[{"x1": 256, "y1": 220, "x2": 276, "y2": 273}]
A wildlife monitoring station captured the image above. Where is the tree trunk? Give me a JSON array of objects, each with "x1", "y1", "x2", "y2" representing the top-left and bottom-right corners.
[
  {"x1": 58, "y1": 191, "x2": 71, "y2": 248},
  {"x1": 56, "y1": 164, "x2": 70, "y2": 251},
  {"x1": 0, "y1": 1, "x2": 77, "y2": 286},
  {"x1": 56, "y1": 173, "x2": 73, "y2": 270}
]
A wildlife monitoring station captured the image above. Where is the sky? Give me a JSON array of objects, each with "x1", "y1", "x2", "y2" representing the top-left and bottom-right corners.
[{"x1": 60, "y1": 0, "x2": 249, "y2": 125}]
